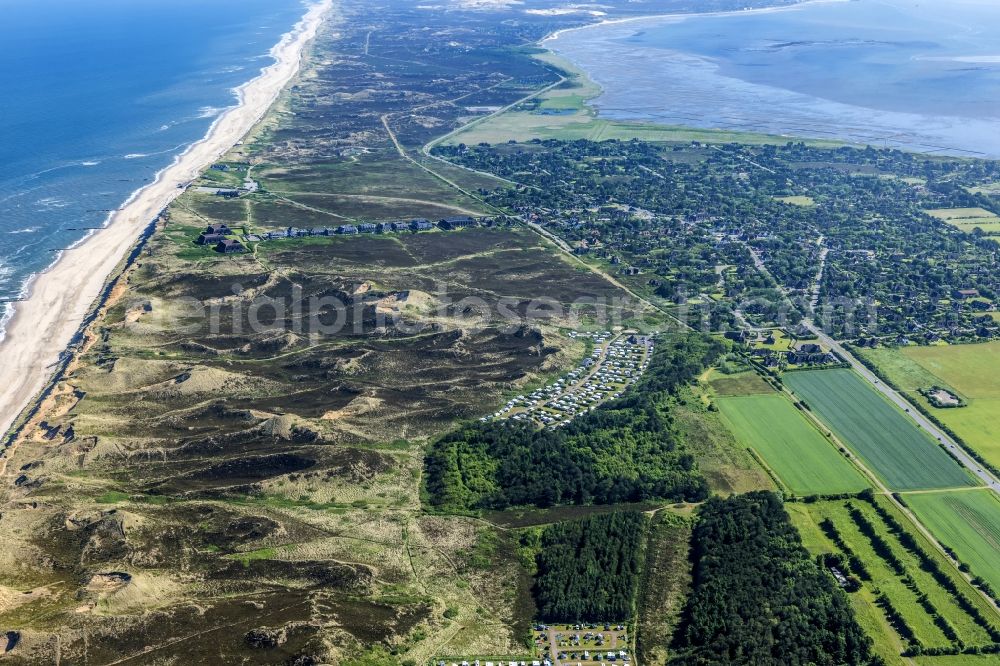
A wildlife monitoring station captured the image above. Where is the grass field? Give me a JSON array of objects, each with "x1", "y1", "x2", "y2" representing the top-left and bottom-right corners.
[
  {"x1": 926, "y1": 207, "x2": 1000, "y2": 235},
  {"x1": 859, "y1": 343, "x2": 1000, "y2": 471},
  {"x1": 904, "y1": 489, "x2": 1000, "y2": 594},
  {"x1": 789, "y1": 498, "x2": 1000, "y2": 660},
  {"x1": 672, "y1": 389, "x2": 774, "y2": 496},
  {"x1": 707, "y1": 371, "x2": 774, "y2": 396},
  {"x1": 783, "y1": 369, "x2": 975, "y2": 491},
  {"x1": 716, "y1": 395, "x2": 869, "y2": 495},
  {"x1": 773, "y1": 195, "x2": 816, "y2": 206},
  {"x1": 637, "y1": 512, "x2": 691, "y2": 666}
]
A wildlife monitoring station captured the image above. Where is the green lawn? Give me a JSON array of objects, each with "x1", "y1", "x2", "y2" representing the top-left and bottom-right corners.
[
  {"x1": 783, "y1": 369, "x2": 975, "y2": 491},
  {"x1": 905, "y1": 489, "x2": 1000, "y2": 594},
  {"x1": 860, "y1": 343, "x2": 1000, "y2": 471},
  {"x1": 716, "y1": 395, "x2": 869, "y2": 495}
]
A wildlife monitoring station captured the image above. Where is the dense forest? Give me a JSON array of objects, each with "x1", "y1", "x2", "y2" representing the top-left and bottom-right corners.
[
  {"x1": 533, "y1": 512, "x2": 646, "y2": 622},
  {"x1": 423, "y1": 333, "x2": 724, "y2": 511},
  {"x1": 673, "y1": 492, "x2": 880, "y2": 665}
]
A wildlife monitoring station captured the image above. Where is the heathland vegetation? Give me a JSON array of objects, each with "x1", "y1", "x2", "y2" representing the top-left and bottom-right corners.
[{"x1": 4, "y1": 0, "x2": 1000, "y2": 661}]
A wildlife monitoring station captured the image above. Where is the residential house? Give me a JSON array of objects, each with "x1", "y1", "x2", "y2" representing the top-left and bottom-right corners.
[
  {"x1": 953, "y1": 288, "x2": 980, "y2": 300},
  {"x1": 215, "y1": 239, "x2": 246, "y2": 254},
  {"x1": 197, "y1": 233, "x2": 228, "y2": 246},
  {"x1": 438, "y1": 215, "x2": 477, "y2": 230}
]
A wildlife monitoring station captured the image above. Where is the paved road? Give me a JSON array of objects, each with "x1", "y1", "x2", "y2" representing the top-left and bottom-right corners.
[
  {"x1": 805, "y1": 321, "x2": 1000, "y2": 493},
  {"x1": 760, "y1": 233, "x2": 1000, "y2": 494}
]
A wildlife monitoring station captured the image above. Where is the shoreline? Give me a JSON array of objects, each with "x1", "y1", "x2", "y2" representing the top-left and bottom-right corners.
[
  {"x1": 0, "y1": 0, "x2": 334, "y2": 440},
  {"x1": 538, "y1": 0, "x2": 994, "y2": 158},
  {"x1": 531, "y1": 0, "x2": 851, "y2": 133},
  {"x1": 541, "y1": 0, "x2": 848, "y2": 45}
]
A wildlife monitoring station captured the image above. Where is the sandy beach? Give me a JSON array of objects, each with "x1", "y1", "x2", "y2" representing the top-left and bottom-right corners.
[{"x1": 0, "y1": 0, "x2": 333, "y2": 440}]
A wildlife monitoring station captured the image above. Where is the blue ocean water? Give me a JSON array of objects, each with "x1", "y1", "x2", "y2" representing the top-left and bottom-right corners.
[
  {"x1": 547, "y1": 0, "x2": 1000, "y2": 156},
  {"x1": 0, "y1": 0, "x2": 306, "y2": 331}
]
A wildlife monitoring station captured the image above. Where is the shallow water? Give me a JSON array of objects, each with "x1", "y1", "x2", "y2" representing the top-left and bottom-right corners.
[{"x1": 547, "y1": 0, "x2": 1000, "y2": 155}]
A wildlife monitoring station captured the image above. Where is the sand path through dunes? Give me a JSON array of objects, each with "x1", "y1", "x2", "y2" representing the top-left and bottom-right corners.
[{"x1": 0, "y1": 0, "x2": 334, "y2": 441}]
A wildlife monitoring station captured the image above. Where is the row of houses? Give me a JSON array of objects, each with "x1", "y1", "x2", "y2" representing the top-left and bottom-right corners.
[
  {"x1": 748, "y1": 342, "x2": 837, "y2": 367},
  {"x1": 242, "y1": 216, "x2": 484, "y2": 242},
  {"x1": 195, "y1": 216, "x2": 488, "y2": 252}
]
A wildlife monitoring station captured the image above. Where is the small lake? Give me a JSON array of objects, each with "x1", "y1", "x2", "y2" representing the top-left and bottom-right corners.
[{"x1": 546, "y1": 0, "x2": 1000, "y2": 156}]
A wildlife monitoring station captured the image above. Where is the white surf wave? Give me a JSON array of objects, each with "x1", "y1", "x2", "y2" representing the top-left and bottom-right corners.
[
  {"x1": 35, "y1": 197, "x2": 71, "y2": 211},
  {"x1": 197, "y1": 106, "x2": 225, "y2": 119}
]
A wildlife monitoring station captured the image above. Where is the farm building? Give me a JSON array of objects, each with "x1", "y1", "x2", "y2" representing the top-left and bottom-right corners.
[{"x1": 410, "y1": 218, "x2": 434, "y2": 231}]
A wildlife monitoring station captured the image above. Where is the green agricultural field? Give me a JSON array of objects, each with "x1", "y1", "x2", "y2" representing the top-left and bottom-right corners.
[
  {"x1": 860, "y1": 343, "x2": 1000, "y2": 471},
  {"x1": 926, "y1": 207, "x2": 1000, "y2": 235},
  {"x1": 904, "y1": 489, "x2": 1000, "y2": 594},
  {"x1": 789, "y1": 498, "x2": 1000, "y2": 660},
  {"x1": 716, "y1": 395, "x2": 869, "y2": 495},
  {"x1": 787, "y1": 502, "x2": 908, "y2": 664},
  {"x1": 783, "y1": 369, "x2": 975, "y2": 491}
]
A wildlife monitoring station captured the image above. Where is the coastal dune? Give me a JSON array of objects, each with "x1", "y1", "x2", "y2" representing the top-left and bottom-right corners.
[{"x1": 0, "y1": 0, "x2": 333, "y2": 440}]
